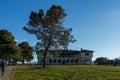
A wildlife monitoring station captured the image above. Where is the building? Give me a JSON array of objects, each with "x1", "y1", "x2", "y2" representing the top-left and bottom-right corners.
[{"x1": 36, "y1": 48, "x2": 94, "y2": 65}]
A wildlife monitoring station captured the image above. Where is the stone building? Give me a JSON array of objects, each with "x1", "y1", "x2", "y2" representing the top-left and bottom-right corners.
[{"x1": 36, "y1": 49, "x2": 94, "y2": 65}]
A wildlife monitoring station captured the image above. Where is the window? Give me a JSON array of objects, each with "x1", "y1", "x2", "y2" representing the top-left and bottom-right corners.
[
  {"x1": 67, "y1": 59, "x2": 69, "y2": 63},
  {"x1": 58, "y1": 59, "x2": 61, "y2": 63},
  {"x1": 54, "y1": 59, "x2": 56, "y2": 63},
  {"x1": 49, "y1": 59, "x2": 52, "y2": 63},
  {"x1": 75, "y1": 59, "x2": 78, "y2": 63},
  {"x1": 71, "y1": 59, "x2": 74, "y2": 63},
  {"x1": 85, "y1": 53, "x2": 89, "y2": 56}
]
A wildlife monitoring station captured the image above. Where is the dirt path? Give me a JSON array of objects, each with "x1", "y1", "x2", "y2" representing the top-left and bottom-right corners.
[{"x1": 0, "y1": 66, "x2": 13, "y2": 80}]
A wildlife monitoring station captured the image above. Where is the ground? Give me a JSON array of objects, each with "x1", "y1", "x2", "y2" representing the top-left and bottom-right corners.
[{"x1": 0, "y1": 66, "x2": 13, "y2": 80}]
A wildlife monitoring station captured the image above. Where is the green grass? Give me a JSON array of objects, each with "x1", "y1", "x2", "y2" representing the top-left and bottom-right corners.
[{"x1": 10, "y1": 65, "x2": 120, "y2": 80}]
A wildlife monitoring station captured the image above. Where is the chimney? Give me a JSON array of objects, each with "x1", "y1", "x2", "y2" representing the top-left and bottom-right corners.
[{"x1": 81, "y1": 48, "x2": 83, "y2": 51}]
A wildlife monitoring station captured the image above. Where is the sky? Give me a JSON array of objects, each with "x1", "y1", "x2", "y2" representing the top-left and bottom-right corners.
[{"x1": 0, "y1": 0, "x2": 120, "y2": 61}]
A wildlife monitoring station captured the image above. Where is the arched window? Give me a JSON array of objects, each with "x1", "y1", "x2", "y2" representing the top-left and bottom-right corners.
[
  {"x1": 71, "y1": 59, "x2": 74, "y2": 63},
  {"x1": 49, "y1": 59, "x2": 52, "y2": 63},
  {"x1": 67, "y1": 59, "x2": 69, "y2": 63},
  {"x1": 75, "y1": 59, "x2": 78, "y2": 63},
  {"x1": 58, "y1": 59, "x2": 61, "y2": 63},
  {"x1": 62, "y1": 59, "x2": 65, "y2": 64},
  {"x1": 54, "y1": 59, "x2": 56, "y2": 63}
]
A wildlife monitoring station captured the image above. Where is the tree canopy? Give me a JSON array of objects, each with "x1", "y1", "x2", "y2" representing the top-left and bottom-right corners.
[
  {"x1": 94, "y1": 57, "x2": 110, "y2": 65},
  {"x1": 18, "y1": 41, "x2": 33, "y2": 64},
  {"x1": 0, "y1": 29, "x2": 21, "y2": 64},
  {"x1": 23, "y1": 5, "x2": 76, "y2": 67}
]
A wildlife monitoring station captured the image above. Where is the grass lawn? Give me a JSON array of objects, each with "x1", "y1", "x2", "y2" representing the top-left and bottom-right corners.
[{"x1": 10, "y1": 65, "x2": 120, "y2": 80}]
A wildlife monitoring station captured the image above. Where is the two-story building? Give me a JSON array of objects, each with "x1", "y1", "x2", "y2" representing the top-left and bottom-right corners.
[{"x1": 36, "y1": 48, "x2": 94, "y2": 65}]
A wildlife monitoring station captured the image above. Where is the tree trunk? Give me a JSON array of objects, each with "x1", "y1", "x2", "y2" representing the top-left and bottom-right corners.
[
  {"x1": 43, "y1": 53, "x2": 47, "y2": 68},
  {"x1": 43, "y1": 43, "x2": 50, "y2": 68},
  {"x1": 8, "y1": 58, "x2": 11, "y2": 65},
  {"x1": 15, "y1": 60, "x2": 17, "y2": 65},
  {"x1": 22, "y1": 60, "x2": 24, "y2": 65}
]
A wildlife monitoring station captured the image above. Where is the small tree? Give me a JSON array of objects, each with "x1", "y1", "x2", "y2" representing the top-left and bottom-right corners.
[
  {"x1": 9, "y1": 45, "x2": 21, "y2": 65},
  {"x1": 0, "y1": 29, "x2": 21, "y2": 64},
  {"x1": 18, "y1": 41, "x2": 33, "y2": 64},
  {"x1": 94, "y1": 57, "x2": 109, "y2": 65},
  {"x1": 23, "y1": 5, "x2": 76, "y2": 67}
]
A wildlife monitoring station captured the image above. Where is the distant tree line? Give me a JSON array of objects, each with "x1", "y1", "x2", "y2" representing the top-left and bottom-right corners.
[
  {"x1": 0, "y1": 29, "x2": 33, "y2": 65},
  {"x1": 94, "y1": 57, "x2": 120, "y2": 66}
]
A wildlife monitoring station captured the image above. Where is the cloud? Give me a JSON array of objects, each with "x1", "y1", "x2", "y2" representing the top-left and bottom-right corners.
[
  {"x1": 15, "y1": 39, "x2": 19, "y2": 42},
  {"x1": 15, "y1": 39, "x2": 28, "y2": 43}
]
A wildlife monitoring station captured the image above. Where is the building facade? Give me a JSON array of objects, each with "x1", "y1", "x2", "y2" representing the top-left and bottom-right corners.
[{"x1": 36, "y1": 49, "x2": 94, "y2": 65}]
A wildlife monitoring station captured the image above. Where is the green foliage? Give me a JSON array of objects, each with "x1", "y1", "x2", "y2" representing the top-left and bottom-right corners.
[
  {"x1": 0, "y1": 29, "x2": 16, "y2": 44},
  {"x1": 0, "y1": 29, "x2": 20, "y2": 62},
  {"x1": 18, "y1": 41, "x2": 33, "y2": 64},
  {"x1": 23, "y1": 5, "x2": 76, "y2": 67},
  {"x1": 95, "y1": 57, "x2": 110, "y2": 65},
  {"x1": 23, "y1": 4, "x2": 76, "y2": 50},
  {"x1": 10, "y1": 65, "x2": 120, "y2": 80}
]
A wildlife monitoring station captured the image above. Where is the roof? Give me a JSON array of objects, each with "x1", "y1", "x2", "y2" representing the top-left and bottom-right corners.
[
  {"x1": 80, "y1": 48, "x2": 94, "y2": 52},
  {"x1": 35, "y1": 49, "x2": 94, "y2": 54},
  {"x1": 81, "y1": 50, "x2": 94, "y2": 52}
]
